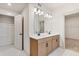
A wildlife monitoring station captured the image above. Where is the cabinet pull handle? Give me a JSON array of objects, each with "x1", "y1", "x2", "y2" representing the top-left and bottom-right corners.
[
  {"x1": 56, "y1": 39, "x2": 57, "y2": 42},
  {"x1": 19, "y1": 33, "x2": 23, "y2": 35},
  {"x1": 46, "y1": 43, "x2": 48, "y2": 47}
]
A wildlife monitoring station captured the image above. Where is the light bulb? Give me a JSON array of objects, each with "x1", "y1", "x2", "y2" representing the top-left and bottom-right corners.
[
  {"x1": 41, "y1": 11, "x2": 44, "y2": 15},
  {"x1": 35, "y1": 11, "x2": 38, "y2": 14},
  {"x1": 38, "y1": 9, "x2": 41, "y2": 14},
  {"x1": 39, "y1": 11, "x2": 44, "y2": 15}
]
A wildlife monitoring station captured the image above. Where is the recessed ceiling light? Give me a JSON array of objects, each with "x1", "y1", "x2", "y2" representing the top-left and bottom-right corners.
[
  {"x1": 8, "y1": 3, "x2": 12, "y2": 6},
  {"x1": 7, "y1": 13, "x2": 11, "y2": 15}
]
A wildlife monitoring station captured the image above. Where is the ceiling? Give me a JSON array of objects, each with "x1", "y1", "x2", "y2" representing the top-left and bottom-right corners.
[
  {"x1": 0, "y1": 3, "x2": 79, "y2": 14},
  {"x1": 0, "y1": 3, "x2": 27, "y2": 13},
  {"x1": 43, "y1": 3, "x2": 79, "y2": 9},
  {"x1": 43, "y1": 3, "x2": 79, "y2": 12}
]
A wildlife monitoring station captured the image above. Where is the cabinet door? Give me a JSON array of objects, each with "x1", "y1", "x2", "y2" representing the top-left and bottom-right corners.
[
  {"x1": 52, "y1": 35, "x2": 59, "y2": 50},
  {"x1": 30, "y1": 38, "x2": 38, "y2": 56},
  {"x1": 38, "y1": 39, "x2": 47, "y2": 56},
  {"x1": 56, "y1": 35, "x2": 59, "y2": 47},
  {"x1": 47, "y1": 37, "x2": 52, "y2": 54},
  {"x1": 52, "y1": 38, "x2": 57, "y2": 50}
]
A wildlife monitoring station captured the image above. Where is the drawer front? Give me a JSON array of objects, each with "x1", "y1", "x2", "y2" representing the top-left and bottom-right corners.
[
  {"x1": 53, "y1": 35, "x2": 59, "y2": 39},
  {"x1": 38, "y1": 38, "x2": 47, "y2": 44},
  {"x1": 38, "y1": 42, "x2": 47, "y2": 56}
]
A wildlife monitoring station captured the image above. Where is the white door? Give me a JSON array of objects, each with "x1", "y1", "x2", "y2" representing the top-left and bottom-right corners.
[{"x1": 14, "y1": 15, "x2": 23, "y2": 50}]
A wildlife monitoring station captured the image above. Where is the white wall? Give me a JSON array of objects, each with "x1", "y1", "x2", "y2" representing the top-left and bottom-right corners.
[
  {"x1": 65, "y1": 13, "x2": 79, "y2": 39},
  {"x1": 0, "y1": 15, "x2": 14, "y2": 46},
  {"x1": 29, "y1": 4, "x2": 35, "y2": 35},
  {"x1": 21, "y1": 4, "x2": 30, "y2": 55},
  {"x1": 44, "y1": 17, "x2": 53, "y2": 33},
  {"x1": 49, "y1": 11, "x2": 65, "y2": 48}
]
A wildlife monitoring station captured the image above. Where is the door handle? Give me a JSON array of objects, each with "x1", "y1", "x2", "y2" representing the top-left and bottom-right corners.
[
  {"x1": 46, "y1": 43, "x2": 48, "y2": 47},
  {"x1": 19, "y1": 33, "x2": 23, "y2": 35},
  {"x1": 56, "y1": 39, "x2": 57, "y2": 42}
]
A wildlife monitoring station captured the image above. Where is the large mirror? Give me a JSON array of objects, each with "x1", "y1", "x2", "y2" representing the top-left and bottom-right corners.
[
  {"x1": 34, "y1": 13, "x2": 44, "y2": 33},
  {"x1": 33, "y1": 7, "x2": 52, "y2": 35}
]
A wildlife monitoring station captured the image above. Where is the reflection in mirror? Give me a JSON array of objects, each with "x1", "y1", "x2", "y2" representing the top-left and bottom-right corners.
[
  {"x1": 40, "y1": 21, "x2": 44, "y2": 33},
  {"x1": 33, "y1": 7, "x2": 52, "y2": 35},
  {"x1": 34, "y1": 10, "x2": 45, "y2": 34},
  {"x1": 34, "y1": 12, "x2": 44, "y2": 34}
]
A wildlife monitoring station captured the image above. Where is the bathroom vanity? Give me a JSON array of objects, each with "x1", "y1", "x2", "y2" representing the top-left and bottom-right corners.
[
  {"x1": 30, "y1": 34, "x2": 59, "y2": 56},
  {"x1": 29, "y1": 4, "x2": 58, "y2": 56}
]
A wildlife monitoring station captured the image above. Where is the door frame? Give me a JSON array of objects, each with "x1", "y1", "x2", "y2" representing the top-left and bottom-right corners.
[{"x1": 22, "y1": 17, "x2": 24, "y2": 50}]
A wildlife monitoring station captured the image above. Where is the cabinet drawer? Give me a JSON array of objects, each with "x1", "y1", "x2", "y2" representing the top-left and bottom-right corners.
[
  {"x1": 38, "y1": 38, "x2": 47, "y2": 44},
  {"x1": 53, "y1": 35, "x2": 59, "y2": 39},
  {"x1": 38, "y1": 42, "x2": 47, "y2": 56}
]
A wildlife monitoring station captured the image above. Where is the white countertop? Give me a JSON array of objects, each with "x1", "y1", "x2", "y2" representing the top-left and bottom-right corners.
[{"x1": 30, "y1": 33, "x2": 59, "y2": 39}]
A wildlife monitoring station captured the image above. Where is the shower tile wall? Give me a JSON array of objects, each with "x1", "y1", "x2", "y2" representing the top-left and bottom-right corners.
[{"x1": 0, "y1": 15, "x2": 14, "y2": 46}]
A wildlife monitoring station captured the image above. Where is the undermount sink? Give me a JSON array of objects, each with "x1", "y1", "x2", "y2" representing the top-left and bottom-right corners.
[{"x1": 36, "y1": 33, "x2": 48, "y2": 36}]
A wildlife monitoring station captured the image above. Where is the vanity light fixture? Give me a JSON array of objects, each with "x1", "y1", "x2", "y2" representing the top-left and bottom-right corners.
[
  {"x1": 44, "y1": 13, "x2": 52, "y2": 18},
  {"x1": 39, "y1": 13, "x2": 41, "y2": 15},
  {"x1": 33, "y1": 8, "x2": 39, "y2": 14},
  {"x1": 37, "y1": 9, "x2": 41, "y2": 14},
  {"x1": 39, "y1": 11, "x2": 44, "y2": 15},
  {"x1": 33, "y1": 7, "x2": 52, "y2": 18},
  {"x1": 35, "y1": 11, "x2": 39, "y2": 14},
  {"x1": 41, "y1": 11, "x2": 44, "y2": 15}
]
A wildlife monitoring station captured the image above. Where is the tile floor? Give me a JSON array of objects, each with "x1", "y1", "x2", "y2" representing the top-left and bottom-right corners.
[
  {"x1": 0, "y1": 45, "x2": 27, "y2": 56},
  {"x1": 65, "y1": 38, "x2": 79, "y2": 52},
  {"x1": 0, "y1": 45, "x2": 79, "y2": 56},
  {"x1": 49, "y1": 48, "x2": 79, "y2": 56}
]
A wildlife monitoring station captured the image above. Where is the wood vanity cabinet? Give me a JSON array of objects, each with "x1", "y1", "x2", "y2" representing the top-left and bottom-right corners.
[{"x1": 30, "y1": 35, "x2": 59, "y2": 56}]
